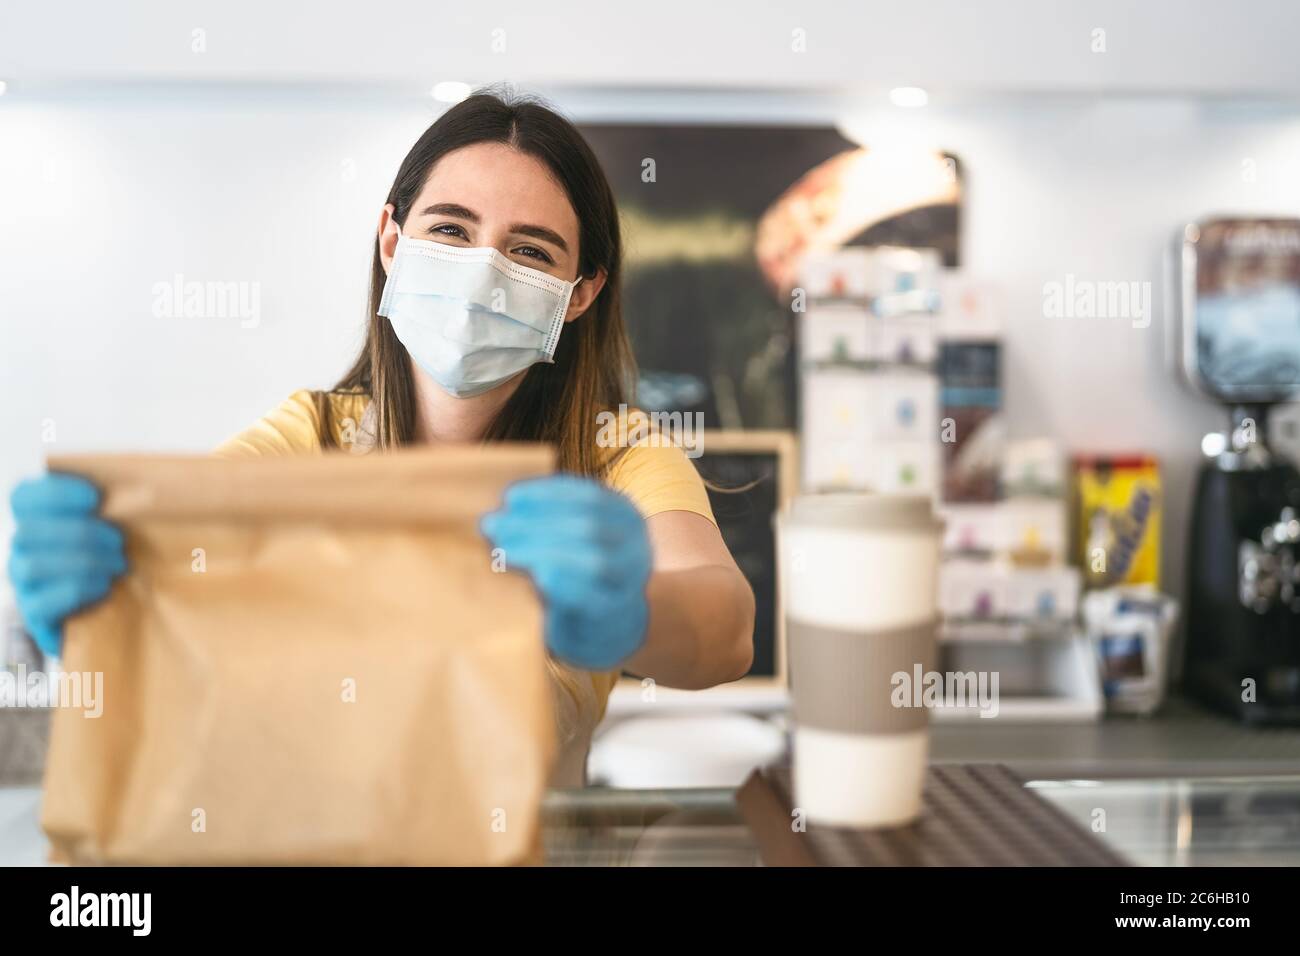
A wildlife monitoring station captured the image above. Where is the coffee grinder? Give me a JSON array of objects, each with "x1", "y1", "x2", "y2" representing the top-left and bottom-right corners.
[{"x1": 1177, "y1": 217, "x2": 1300, "y2": 724}]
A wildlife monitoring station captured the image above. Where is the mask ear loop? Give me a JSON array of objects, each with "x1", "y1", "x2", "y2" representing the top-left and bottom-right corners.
[
  {"x1": 378, "y1": 226, "x2": 409, "y2": 318},
  {"x1": 542, "y1": 274, "x2": 587, "y2": 360}
]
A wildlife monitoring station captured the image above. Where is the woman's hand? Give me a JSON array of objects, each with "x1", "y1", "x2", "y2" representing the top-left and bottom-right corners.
[
  {"x1": 480, "y1": 475, "x2": 651, "y2": 671},
  {"x1": 7, "y1": 474, "x2": 127, "y2": 658}
]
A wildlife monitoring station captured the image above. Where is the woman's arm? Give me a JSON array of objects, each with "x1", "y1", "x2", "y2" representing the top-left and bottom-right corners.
[{"x1": 624, "y1": 510, "x2": 756, "y2": 690}]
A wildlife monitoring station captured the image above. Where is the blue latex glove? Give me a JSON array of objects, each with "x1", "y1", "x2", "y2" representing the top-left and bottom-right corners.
[
  {"x1": 7, "y1": 473, "x2": 127, "y2": 658},
  {"x1": 480, "y1": 475, "x2": 651, "y2": 670}
]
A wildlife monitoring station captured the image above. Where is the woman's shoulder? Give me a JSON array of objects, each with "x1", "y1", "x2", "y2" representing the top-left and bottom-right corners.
[
  {"x1": 316, "y1": 388, "x2": 375, "y2": 450},
  {"x1": 598, "y1": 406, "x2": 715, "y2": 526},
  {"x1": 214, "y1": 388, "x2": 372, "y2": 458}
]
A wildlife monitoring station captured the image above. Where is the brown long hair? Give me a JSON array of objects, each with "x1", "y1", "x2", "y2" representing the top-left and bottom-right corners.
[{"x1": 315, "y1": 88, "x2": 636, "y2": 478}]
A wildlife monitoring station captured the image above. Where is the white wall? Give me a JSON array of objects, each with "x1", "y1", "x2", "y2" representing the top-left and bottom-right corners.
[
  {"x1": 5, "y1": 0, "x2": 1300, "y2": 96},
  {"x1": 3, "y1": 86, "x2": 1300, "y2": 612},
  {"x1": 855, "y1": 97, "x2": 1300, "y2": 602}
]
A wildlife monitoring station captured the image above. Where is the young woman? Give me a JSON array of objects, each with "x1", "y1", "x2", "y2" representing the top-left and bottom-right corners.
[{"x1": 8, "y1": 91, "x2": 756, "y2": 786}]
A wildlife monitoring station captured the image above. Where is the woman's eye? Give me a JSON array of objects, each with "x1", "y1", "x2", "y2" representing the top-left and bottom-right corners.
[
  {"x1": 514, "y1": 245, "x2": 553, "y2": 264},
  {"x1": 431, "y1": 223, "x2": 468, "y2": 240}
]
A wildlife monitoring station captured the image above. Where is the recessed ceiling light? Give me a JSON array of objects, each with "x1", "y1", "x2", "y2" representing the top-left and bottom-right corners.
[
  {"x1": 890, "y1": 86, "x2": 928, "y2": 108},
  {"x1": 431, "y1": 81, "x2": 472, "y2": 104}
]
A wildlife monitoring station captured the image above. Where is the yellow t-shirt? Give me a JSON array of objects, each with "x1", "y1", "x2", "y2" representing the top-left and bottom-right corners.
[{"x1": 215, "y1": 388, "x2": 715, "y2": 786}]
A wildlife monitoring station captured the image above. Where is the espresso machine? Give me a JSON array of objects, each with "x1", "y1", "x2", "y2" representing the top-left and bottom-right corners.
[{"x1": 1178, "y1": 218, "x2": 1300, "y2": 724}]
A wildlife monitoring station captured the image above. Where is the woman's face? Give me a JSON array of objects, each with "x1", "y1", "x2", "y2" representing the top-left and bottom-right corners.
[{"x1": 378, "y1": 142, "x2": 603, "y2": 322}]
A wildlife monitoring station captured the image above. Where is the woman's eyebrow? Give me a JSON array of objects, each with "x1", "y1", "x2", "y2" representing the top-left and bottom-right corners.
[
  {"x1": 419, "y1": 202, "x2": 478, "y2": 221},
  {"x1": 511, "y1": 223, "x2": 569, "y2": 254}
]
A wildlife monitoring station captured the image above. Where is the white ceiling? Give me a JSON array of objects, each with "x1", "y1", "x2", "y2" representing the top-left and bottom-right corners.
[{"x1": 2, "y1": 0, "x2": 1299, "y2": 99}]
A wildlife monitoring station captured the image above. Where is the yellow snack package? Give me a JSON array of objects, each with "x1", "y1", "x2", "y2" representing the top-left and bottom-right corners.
[{"x1": 1074, "y1": 455, "x2": 1161, "y2": 589}]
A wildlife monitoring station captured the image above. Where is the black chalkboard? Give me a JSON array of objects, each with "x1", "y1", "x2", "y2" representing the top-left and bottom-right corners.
[{"x1": 693, "y1": 434, "x2": 794, "y2": 682}]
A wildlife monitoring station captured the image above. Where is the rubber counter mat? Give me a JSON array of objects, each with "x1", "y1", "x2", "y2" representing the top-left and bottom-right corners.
[{"x1": 735, "y1": 763, "x2": 1131, "y2": 866}]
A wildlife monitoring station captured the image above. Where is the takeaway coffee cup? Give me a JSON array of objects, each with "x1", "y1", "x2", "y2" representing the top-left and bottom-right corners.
[{"x1": 778, "y1": 493, "x2": 943, "y2": 828}]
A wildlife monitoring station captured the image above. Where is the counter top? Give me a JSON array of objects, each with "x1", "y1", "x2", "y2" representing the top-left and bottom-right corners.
[
  {"x1": 3, "y1": 694, "x2": 1297, "y2": 865},
  {"x1": 6, "y1": 772, "x2": 1300, "y2": 866},
  {"x1": 5, "y1": 695, "x2": 1298, "y2": 787},
  {"x1": 929, "y1": 697, "x2": 1300, "y2": 779}
]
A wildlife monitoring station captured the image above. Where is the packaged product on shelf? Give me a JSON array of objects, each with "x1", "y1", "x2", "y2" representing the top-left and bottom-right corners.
[
  {"x1": 1004, "y1": 566, "x2": 1082, "y2": 622},
  {"x1": 801, "y1": 368, "x2": 874, "y2": 490},
  {"x1": 1002, "y1": 438, "x2": 1067, "y2": 498},
  {"x1": 800, "y1": 302, "x2": 872, "y2": 364},
  {"x1": 1003, "y1": 497, "x2": 1068, "y2": 567},
  {"x1": 939, "y1": 338, "x2": 1000, "y2": 390},
  {"x1": 941, "y1": 399, "x2": 1005, "y2": 502},
  {"x1": 939, "y1": 558, "x2": 1009, "y2": 620},
  {"x1": 797, "y1": 247, "x2": 875, "y2": 300},
  {"x1": 941, "y1": 560, "x2": 1081, "y2": 624},
  {"x1": 802, "y1": 367, "x2": 941, "y2": 493},
  {"x1": 869, "y1": 246, "x2": 942, "y2": 302},
  {"x1": 939, "y1": 336, "x2": 1002, "y2": 503},
  {"x1": 1083, "y1": 587, "x2": 1179, "y2": 715},
  {"x1": 872, "y1": 370, "x2": 939, "y2": 443},
  {"x1": 936, "y1": 275, "x2": 1001, "y2": 339},
  {"x1": 1073, "y1": 456, "x2": 1162, "y2": 589},
  {"x1": 939, "y1": 502, "x2": 1004, "y2": 555},
  {"x1": 872, "y1": 439, "x2": 940, "y2": 496},
  {"x1": 877, "y1": 314, "x2": 938, "y2": 366}
]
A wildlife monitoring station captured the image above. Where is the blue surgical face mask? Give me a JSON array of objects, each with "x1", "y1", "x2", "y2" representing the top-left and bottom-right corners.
[{"x1": 378, "y1": 231, "x2": 582, "y2": 398}]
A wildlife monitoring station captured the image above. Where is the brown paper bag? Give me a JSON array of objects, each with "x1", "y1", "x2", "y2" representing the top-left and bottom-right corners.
[{"x1": 40, "y1": 446, "x2": 557, "y2": 865}]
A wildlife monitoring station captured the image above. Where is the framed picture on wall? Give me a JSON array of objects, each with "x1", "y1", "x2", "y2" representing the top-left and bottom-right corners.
[
  {"x1": 579, "y1": 123, "x2": 963, "y2": 433},
  {"x1": 615, "y1": 429, "x2": 797, "y2": 704}
]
